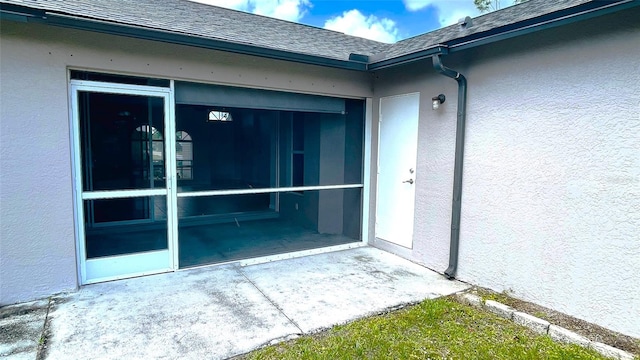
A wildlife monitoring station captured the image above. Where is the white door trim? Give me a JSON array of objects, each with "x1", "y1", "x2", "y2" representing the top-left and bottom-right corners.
[
  {"x1": 168, "y1": 80, "x2": 179, "y2": 270},
  {"x1": 362, "y1": 97, "x2": 373, "y2": 244}
]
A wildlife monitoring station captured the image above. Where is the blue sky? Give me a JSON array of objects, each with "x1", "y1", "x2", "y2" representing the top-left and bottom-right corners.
[{"x1": 188, "y1": 0, "x2": 491, "y2": 43}]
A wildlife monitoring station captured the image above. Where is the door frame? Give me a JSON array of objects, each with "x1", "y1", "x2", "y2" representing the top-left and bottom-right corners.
[{"x1": 70, "y1": 80, "x2": 178, "y2": 284}]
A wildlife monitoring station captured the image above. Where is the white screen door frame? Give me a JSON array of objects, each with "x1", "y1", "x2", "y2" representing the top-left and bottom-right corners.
[
  {"x1": 375, "y1": 93, "x2": 420, "y2": 248},
  {"x1": 70, "y1": 80, "x2": 178, "y2": 284}
]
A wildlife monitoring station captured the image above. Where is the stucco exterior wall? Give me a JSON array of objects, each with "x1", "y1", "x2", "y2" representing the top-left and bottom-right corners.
[
  {"x1": 372, "y1": 10, "x2": 640, "y2": 337},
  {"x1": 0, "y1": 21, "x2": 373, "y2": 305},
  {"x1": 0, "y1": 23, "x2": 78, "y2": 305}
]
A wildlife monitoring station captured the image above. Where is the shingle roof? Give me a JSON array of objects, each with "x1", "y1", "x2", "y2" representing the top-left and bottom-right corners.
[
  {"x1": 0, "y1": 0, "x2": 389, "y2": 61},
  {"x1": 0, "y1": 0, "x2": 628, "y2": 66},
  {"x1": 378, "y1": 0, "x2": 593, "y2": 62}
]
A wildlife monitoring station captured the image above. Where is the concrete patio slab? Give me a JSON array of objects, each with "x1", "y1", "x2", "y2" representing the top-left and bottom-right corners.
[
  {"x1": 20, "y1": 247, "x2": 469, "y2": 359},
  {"x1": 46, "y1": 264, "x2": 299, "y2": 360},
  {"x1": 0, "y1": 299, "x2": 49, "y2": 360},
  {"x1": 241, "y1": 247, "x2": 470, "y2": 333}
]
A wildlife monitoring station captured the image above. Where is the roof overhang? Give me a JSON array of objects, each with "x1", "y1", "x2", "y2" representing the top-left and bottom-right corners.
[
  {"x1": 1, "y1": 0, "x2": 638, "y2": 73},
  {"x1": 368, "y1": 0, "x2": 640, "y2": 70},
  {"x1": 0, "y1": 3, "x2": 369, "y2": 71}
]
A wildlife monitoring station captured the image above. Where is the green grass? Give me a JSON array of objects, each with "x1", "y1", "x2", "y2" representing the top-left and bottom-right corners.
[
  {"x1": 244, "y1": 297, "x2": 609, "y2": 360},
  {"x1": 475, "y1": 289, "x2": 514, "y2": 306}
]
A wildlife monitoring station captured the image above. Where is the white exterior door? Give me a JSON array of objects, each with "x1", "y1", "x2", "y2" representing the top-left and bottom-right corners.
[{"x1": 375, "y1": 93, "x2": 420, "y2": 248}]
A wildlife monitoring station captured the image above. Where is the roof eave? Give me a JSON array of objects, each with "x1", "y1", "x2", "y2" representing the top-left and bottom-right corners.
[
  {"x1": 2, "y1": 1, "x2": 638, "y2": 73},
  {"x1": 0, "y1": 3, "x2": 369, "y2": 71},
  {"x1": 367, "y1": 46, "x2": 449, "y2": 71},
  {"x1": 368, "y1": 0, "x2": 639, "y2": 71},
  {"x1": 447, "y1": 0, "x2": 639, "y2": 53}
]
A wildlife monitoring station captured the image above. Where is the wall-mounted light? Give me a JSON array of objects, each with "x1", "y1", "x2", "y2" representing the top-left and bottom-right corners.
[{"x1": 432, "y1": 94, "x2": 446, "y2": 110}]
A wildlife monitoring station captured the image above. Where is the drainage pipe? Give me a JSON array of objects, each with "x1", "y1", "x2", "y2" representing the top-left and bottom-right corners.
[{"x1": 432, "y1": 55, "x2": 467, "y2": 280}]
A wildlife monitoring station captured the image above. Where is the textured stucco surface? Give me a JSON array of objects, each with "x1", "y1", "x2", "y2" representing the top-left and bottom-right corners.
[
  {"x1": 0, "y1": 21, "x2": 373, "y2": 305},
  {"x1": 0, "y1": 25, "x2": 78, "y2": 305},
  {"x1": 372, "y1": 10, "x2": 640, "y2": 337}
]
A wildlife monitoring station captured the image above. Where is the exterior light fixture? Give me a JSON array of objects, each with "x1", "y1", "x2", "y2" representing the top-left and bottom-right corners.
[{"x1": 432, "y1": 94, "x2": 446, "y2": 110}]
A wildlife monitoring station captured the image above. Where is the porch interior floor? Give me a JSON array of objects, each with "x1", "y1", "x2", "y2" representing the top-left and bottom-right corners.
[{"x1": 178, "y1": 217, "x2": 358, "y2": 267}]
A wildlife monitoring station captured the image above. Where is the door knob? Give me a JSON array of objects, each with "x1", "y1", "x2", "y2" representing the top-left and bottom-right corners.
[{"x1": 403, "y1": 179, "x2": 414, "y2": 184}]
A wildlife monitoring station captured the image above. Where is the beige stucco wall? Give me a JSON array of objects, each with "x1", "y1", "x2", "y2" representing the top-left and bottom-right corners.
[
  {"x1": 2, "y1": 7, "x2": 638, "y2": 338},
  {"x1": 371, "y1": 9, "x2": 640, "y2": 337},
  {"x1": 0, "y1": 21, "x2": 373, "y2": 305}
]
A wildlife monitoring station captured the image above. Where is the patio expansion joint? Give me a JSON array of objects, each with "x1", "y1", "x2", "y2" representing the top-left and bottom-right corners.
[
  {"x1": 35, "y1": 297, "x2": 53, "y2": 360},
  {"x1": 238, "y1": 267, "x2": 305, "y2": 335}
]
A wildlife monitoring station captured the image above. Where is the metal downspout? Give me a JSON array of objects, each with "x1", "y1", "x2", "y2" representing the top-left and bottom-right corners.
[{"x1": 432, "y1": 55, "x2": 467, "y2": 280}]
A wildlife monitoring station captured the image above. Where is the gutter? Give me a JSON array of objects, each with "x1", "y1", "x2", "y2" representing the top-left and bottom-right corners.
[
  {"x1": 447, "y1": 0, "x2": 639, "y2": 53},
  {"x1": 368, "y1": 0, "x2": 639, "y2": 71},
  {"x1": 367, "y1": 46, "x2": 448, "y2": 71},
  {"x1": 1, "y1": 1, "x2": 636, "y2": 72},
  {"x1": 0, "y1": 4, "x2": 368, "y2": 72},
  {"x1": 432, "y1": 55, "x2": 467, "y2": 280}
]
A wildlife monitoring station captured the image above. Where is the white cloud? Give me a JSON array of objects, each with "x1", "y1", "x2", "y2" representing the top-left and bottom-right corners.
[
  {"x1": 188, "y1": 0, "x2": 249, "y2": 11},
  {"x1": 188, "y1": 0, "x2": 310, "y2": 22},
  {"x1": 323, "y1": 10, "x2": 399, "y2": 43},
  {"x1": 403, "y1": 0, "x2": 482, "y2": 27},
  {"x1": 252, "y1": 0, "x2": 311, "y2": 22}
]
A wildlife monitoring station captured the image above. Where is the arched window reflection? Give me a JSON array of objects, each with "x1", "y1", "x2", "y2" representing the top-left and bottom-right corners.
[{"x1": 176, "y1": 130, "x2": 193, "y2": 180}]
